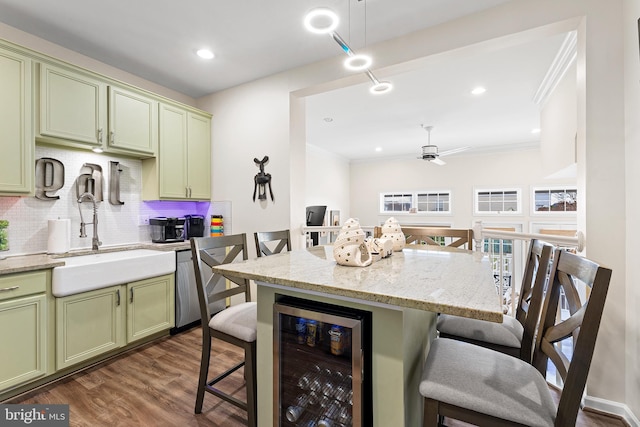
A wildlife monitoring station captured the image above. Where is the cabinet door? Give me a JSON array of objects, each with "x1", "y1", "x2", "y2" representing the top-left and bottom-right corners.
[
  {"x1": 127, "y1": 274, "x2": 175, "y2": 343},
  {"x1": 187, "y1": 112, "x2": 212, "y2": 200},
  {"x1": 0, "y1": 47, "x2": 32, "y2": 194},
  {"x1": 0, "y1": 294, "x2": 47, "y2": 391},
  {"x1": 108, "y1": 85, "x2": 157, "y2": 156},
  {"x1": 56, "y1": 286, "x2": 124, "y2": 370},
  {"x1": 39, "y1": 63, "x2": 107, "y2": 148},
  {"x1": 159, "y1": 103, "x2": 188, "y2": 198}
]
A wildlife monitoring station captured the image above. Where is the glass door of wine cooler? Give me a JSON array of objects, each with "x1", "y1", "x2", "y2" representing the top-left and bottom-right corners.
[{"x1": 273, "y1": 297, "x2": 370, "y2": 427}]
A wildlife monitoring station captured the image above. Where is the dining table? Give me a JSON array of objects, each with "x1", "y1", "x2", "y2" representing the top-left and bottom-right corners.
[{"x1": 211, "y1": 244, "x2": 502, "y2": 427}]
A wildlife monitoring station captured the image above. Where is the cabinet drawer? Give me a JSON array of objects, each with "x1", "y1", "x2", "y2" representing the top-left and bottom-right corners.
[{"x1": 0, "y1": 271, "x2": 47, "y2": 301}]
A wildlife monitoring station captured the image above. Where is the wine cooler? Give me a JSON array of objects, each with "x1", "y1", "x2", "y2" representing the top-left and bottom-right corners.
[{"x1": 273, "y1": 296, "x2": 372, "y2": 427}]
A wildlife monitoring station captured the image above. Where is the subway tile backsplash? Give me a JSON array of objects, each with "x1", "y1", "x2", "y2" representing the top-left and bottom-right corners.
[
  {"x1": 0, "y1": 146, "x2": 224, "y2": 257},
  {"x1": 0, "y1": 146, "x2": 147, "y2": 256}
]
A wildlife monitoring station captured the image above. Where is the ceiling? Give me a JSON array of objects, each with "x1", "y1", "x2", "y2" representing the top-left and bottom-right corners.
[{"x1": 0, "y1": 0, "x2": 568, "y2": 162}]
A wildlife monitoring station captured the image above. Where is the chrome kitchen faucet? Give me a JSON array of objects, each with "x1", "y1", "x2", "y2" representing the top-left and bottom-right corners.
[{"x1": 78, "y1": 192, "x2": 102, "y2": 251}]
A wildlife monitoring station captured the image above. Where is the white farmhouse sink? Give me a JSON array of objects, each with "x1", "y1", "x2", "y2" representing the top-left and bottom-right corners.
[{"x1": 52, "y1": 249, "x2": 176, "y2": 297}]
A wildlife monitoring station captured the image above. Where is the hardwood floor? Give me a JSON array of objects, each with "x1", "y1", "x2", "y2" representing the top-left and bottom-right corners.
[{"x1": 6, "y1": 327, "x2": 626, "y2": 427}]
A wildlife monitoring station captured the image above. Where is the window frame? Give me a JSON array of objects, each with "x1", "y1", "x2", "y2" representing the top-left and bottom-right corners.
[
  {"x1": 473, "y1": 187, "x2": 522, "y2": 215},
  {"x1": 379, "y1": 190, "x2": 453, "y2": 216},
  {"x1": 531, "y1": 186, "x2": 578, "y2": 215}
]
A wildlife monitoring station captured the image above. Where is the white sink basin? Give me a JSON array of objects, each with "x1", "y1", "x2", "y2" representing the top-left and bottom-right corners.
[{"x1": 52, "y1": 249, "x2": 176, "y2": 297}]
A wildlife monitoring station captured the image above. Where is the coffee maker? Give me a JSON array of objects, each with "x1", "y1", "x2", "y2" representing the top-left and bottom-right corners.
[
  {"x1": 184, "y1": 215, "x2": 205, "y2": 238},
  {"x1": 149, "y1": 217, "x2": 185, "y2": 243}
]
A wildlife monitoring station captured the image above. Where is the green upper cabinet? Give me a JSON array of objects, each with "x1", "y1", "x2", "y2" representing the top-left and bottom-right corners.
[
  {"x1": 158, "y1": 103, "x2": 188, "y2": 199},
  {"x1": 37, "y1": 62, "x2": 157, "y2": 158},
  {"x1": 187, "y1": 111, "x2": 212, "y2": 200},
  {"x1": 38, "y1": 62, "x2": 107, "y2": 150},
  {"x1": 0, "y1": 46, "x2": 33, "y2": 195},
  {"x1": 107, "y1": 85, "x2": 157, "y2": 157},
  {"x1": 142, "y1": 103, "x2": 211, "y2": 200}
]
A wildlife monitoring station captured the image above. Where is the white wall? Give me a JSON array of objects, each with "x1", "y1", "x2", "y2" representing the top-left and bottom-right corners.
[
  {"x1": 623, "y1": 0, "x2": 640, "y2": 420},
  {"x1": 305, "y1": 144, "x2": 351, "y2": 222},
  {"x1": 540, "y1": 62, "x2": 578, "y2": 176},
  {"x1": 349, "y1": 148, "x2": 575, "y2": 231},
  {"x1": 203, "y1": 0, "x2": 634, "y2": 416},
  {"x1": 197, "y1": 76, "x2": 294, "y2": 257}
]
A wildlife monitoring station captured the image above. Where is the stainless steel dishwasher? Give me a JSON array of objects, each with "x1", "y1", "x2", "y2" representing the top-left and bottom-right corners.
[{"x1": 173, "y1": 249, "x2": 225, "y2": 333}]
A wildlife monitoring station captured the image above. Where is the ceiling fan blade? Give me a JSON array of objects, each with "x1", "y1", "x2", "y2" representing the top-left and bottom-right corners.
[
  {"x1": 439, "y1": 146, "x2": 471, "y2": 157},
  {"x1": 431, "y1": 158, "x2": 446, "y2": 166}
]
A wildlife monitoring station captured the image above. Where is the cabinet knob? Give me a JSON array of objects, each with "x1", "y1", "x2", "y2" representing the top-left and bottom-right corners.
[
  {"x1": 97, "y1": 128, "x2": 103, "y2": 142},
  {"x1": 110, "y1": 131, "x2": 115, "y2": 143},
  {"x1": 116, "y1": 289, "x2": 121, "y2": 306},
  {"x1": 0, "y1": 286, "x2": 19, "y2": 292},
  {"x1": 130, "y1": 288, "x2": 134, "y2": 303}
]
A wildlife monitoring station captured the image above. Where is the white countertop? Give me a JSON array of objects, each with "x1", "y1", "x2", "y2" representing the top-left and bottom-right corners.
[{"x1": 212, "y1": 245, "x2": 503, "y2": 322}]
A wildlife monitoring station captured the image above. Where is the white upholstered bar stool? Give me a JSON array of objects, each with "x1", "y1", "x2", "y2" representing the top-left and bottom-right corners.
[
  {"x1": 437, "y1": 239, "x2": 553, "y2": 362},
  {"x1": 191, "y1": 234, "x2": 257, "y2": 427},
  {"x1": 420, "y1": 248, "x2": 613, "y2": 426}
]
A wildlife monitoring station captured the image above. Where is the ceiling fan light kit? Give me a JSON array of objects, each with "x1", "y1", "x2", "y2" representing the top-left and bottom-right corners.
[
  {"x1": 417, "y1": 125, "x2": 471, "y2": 165},
  {"x1": 304, "y1": 6, "x2": 392, "y2": 94}
]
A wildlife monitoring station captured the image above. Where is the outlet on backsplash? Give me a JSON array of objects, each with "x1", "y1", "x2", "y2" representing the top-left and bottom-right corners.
[{"x1": 138, "y1": 215, "x2": 150, "y2": 226}]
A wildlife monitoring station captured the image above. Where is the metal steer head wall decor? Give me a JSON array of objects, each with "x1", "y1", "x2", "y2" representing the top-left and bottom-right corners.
[{"x1": 253, "y1": 156, "x2": 274, "y2": 202}]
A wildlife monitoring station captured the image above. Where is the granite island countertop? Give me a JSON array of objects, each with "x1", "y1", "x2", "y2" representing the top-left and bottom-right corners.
[
  {"x1": 212, "y1": 245, "x2": 503, "y2": 322},
  {"x1": 0, "y1": 241, "x2": 191, "y2": 276}
]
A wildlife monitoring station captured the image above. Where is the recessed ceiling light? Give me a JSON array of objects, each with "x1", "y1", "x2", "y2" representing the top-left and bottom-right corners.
[
  {"x1": 375, "y1": 147, "x2": 382, "y2": 152},
  {"x1": 531, "y1": 128, "x2": 541, "y2": 134},
  {"x1": 196, "y1": 49, "x2": 215, "y2": 59},
  {"x1": 92, "y1": 147, "x2": 103, "y2": 153},
  {"x1": 303, "y1": 8, "x2": 339, "y2": 34},
  {"x1": 471, "y1": 86, "x2": 486, "y2": 95}
]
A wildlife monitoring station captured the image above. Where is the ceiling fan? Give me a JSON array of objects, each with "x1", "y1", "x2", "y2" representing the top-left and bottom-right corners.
[{"x1": 418, "y1": 125, "x2": 470, "y2": 165}]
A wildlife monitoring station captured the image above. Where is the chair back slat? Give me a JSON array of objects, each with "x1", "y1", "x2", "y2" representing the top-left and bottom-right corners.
[
  {"x1": 191, "y1": 234, "x2": 250, "y2": 323},
  {"x1": 374, "y1": 226, "x2": 473, "y2": 250},
  {"x1": 517, "y1": 239, "x2": 554, "y2": 362},
  {"x1": 531, "y1": 249, "x2": 612, "y2": 427},
  {"x1": 254, "y1": 230, "x2": 291, "y2": 257}
]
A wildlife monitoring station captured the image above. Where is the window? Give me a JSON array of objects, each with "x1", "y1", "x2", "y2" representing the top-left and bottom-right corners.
[
  {"x1": 381, "y1": 193, "x2": 412, "y2": 213},
  {"x1": 380, "y1": 191, "x2": 452, "y2": 214},
  {"x1": 417, "y1": 192, "x2": 450, "y2": 213},
  {"x1": 533, "y1": 187, "x2": 577, "y2": 213},
  {"x1": 474, "y1": 188, "x2": 521, "y2": 215}
]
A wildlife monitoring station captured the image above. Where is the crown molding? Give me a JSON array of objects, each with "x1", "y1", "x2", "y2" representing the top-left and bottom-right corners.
[{"x1": 532, "y1": 31, "x2": 577, "y2": 107}]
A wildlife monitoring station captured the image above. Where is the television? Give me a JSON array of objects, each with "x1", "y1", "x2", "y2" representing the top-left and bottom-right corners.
[{"x1": 305, "y1": 205, "x2": 327, "y2": 246}]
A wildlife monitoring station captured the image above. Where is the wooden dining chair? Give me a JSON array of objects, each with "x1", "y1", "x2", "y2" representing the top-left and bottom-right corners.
[
  {"x1": 437, "y1": 239, "x2": 554, "y2": 362},
  {"x1": 373, "y1": 226, "x2": 474, "y2": 250},
  {"x1": 254, "y1": 229, "x2": 291, "y2": 257},
  {"x1": 191, "y1": 234, "x2": 257, "y2": 427},
  {"x1": 419, "y1": 248, "x2": 612, "y2": 427}
]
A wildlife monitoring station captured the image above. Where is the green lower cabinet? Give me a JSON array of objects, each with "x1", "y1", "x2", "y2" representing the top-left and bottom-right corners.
[
  {"x1": 55, "y1": 285, "x2": 124, "y2": 370},
  {"x1": 0, "y1": 294, "x2": 47, "y2": 390},
  {"x1": 55, "y1": 274, "x2": 174, "y2": 370},
  {"x1": 127, "y1": 274, "x2": 175, "y2": 343}
]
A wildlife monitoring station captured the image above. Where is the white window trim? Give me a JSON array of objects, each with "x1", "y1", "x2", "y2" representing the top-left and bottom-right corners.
[
  {"x1": 473, "y1": 187, "x2": 522, "y2": 215},
  {"x1": 379, "y1": 192, "x2": 413, "y2": 215},
  {"x1": 531, "y1": 185, "x2": 577, "y2": 216},
  {"x1": 379, "y1": 190, "x2": 453, "y2": 216}
]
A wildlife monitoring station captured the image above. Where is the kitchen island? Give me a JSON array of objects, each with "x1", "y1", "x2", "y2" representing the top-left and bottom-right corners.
[{"x1": 212, "y1": 245, "x2": 502, "y2": 426}]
